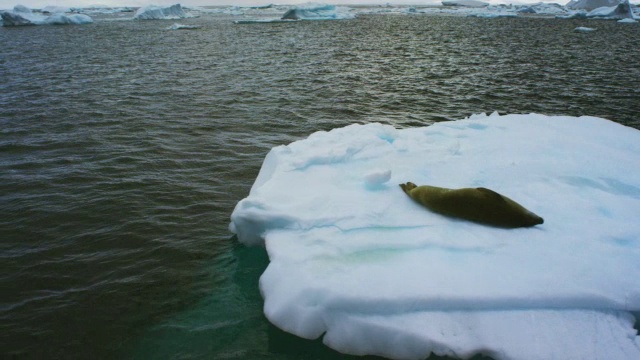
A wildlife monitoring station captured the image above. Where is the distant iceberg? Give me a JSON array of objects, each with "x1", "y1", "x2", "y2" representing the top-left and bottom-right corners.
[
  {"x1": 235, "y1": 3, "x2": 355, "y2": 24},
  {"x1": 586, "y1": 0, "x2": 635, "y2": 19},
  {"x1": 133, "y1": 4, "x2": 192, "y2": 20},
  {"x1": 246, "y1": 4, "x2": 274, "y2": 9},
  {"x1": 230, "y1": 113, "x2": 640, "y2": 360},
  {"x1": 42, "y1": 5, "x2": 72, "y2": 14},
  {"x1": 566, "y1": 0, "x2": 622, "y2": 11},
  {"x1": 467, "y1": 9, "x2": 517, "y2": 18},
  {"x1": 79, "y1": 6, "x2": 135, "y2": 15},
  {"x1": 520, "y1": 2, "x2": 570, "y2": 15},
  {"x1": 280, "y1": 3, "x2": 355, "y2": 20},
  {"x1": 234, "y1": 19, "x2": 295, "y2": 24},
  {"x1": 1, "y1": 5, "x2": 93, "y2": 26},
  {"x1": 442, "y1": 0, "x2": 489, "y2": 8}
]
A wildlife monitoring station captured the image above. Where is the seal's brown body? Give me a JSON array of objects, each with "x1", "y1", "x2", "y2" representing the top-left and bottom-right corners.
[{"x1": 400, "y1": 182, "x2": 543, "y2": 228}]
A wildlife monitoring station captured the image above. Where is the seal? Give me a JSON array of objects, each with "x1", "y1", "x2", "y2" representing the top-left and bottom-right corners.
[{"x1": 400, "y1": 182, "x2": 543, "y2": 228}]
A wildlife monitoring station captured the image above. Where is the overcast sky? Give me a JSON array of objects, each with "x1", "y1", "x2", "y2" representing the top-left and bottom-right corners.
[{"x1": 0, "y1": 0, "x2": 579, "y2": 10}]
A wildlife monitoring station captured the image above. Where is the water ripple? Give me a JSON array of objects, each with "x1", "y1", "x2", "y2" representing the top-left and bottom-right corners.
[{"x1": 1, "y1": 13, "x2": 638, "y2": 359}]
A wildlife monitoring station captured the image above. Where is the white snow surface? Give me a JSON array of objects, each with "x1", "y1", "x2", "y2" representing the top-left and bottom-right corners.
[
  {"x1": 230, "y1": 113, "x2": 640, "y2": 360},
  {"x1": 133, "y1": 3, "x2": 191, "y2": 20},
  {"x1": 1, "y1": 5, "x2": 92, "y2": 25}
]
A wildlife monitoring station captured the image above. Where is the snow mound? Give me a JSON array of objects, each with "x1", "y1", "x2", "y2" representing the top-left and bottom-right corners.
[
  {"x1": 230, "y1": 113, "x2": 640, "y2": 360},
  {"x1": 133, "y1": 4, "x2": 192, "y2": 20},
  {"x1": 1, "y1": 5, "x2": 93, "y2": 26},
  {"x1": 281, "y1": 3, "x2": 355, "y2": 20}
]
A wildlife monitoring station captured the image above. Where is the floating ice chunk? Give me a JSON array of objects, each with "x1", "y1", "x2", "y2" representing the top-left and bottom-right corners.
[
  {"x1": 516, "y1": 6, "x2": 537, "y2": 13},
  {"x1": 1, "y1": 5, "x2": 93, "y2": 26},
  {"x1": 46, "y1": 13, "x2": 93, "y2": 25},
  {"x1": 618, "y1": 17, "x2": 637, "y2": 22},
  {"x1": 524, "y1": 2, "x2": 571, "y2": 15},
  {"x1": 0, "y1": 5, "x2": 41, "y2": 26},
  {"x1": 575, "y1": 26, "x2": 597, "y2": 31},
  {"x1": 166, "y1": 23, "x2": 201, "y2": 30},
  {"x1": 244, "y1": 4, "x2": 275, "y2": 9},
  {"x1": 557, "y1": 9, "x2": 589, "y2": 18},
  {"x1": 280, "y1": 3, "x2": 355, "y2": 20},
  {"x1": 11, "y1": 4, "x2": 30, "y2": 13},
  {"x1": 133, "y1": 4, "x2": 192, "y2": 20},
  {"x1": 234, "y1": 3, "x2": 353, "y2": 23},
  {"x1": 189, "y1": 5, "x2": 244, "y2": 15},
  {"x1": 230, "y1": 114, "x2": 640, "y2": 360},
  {"x1": 80, "y1": 6, "x2": 135, "y2": 14},
  {"x1": 467, "y1": 11, "x2": 517, "y2": 18},
  {"x1": 234, "y1": 19, "x2": 295, "y2": 24},
  {"x1": 442, "y1": 0, "x2": 489, "y2": 7}
]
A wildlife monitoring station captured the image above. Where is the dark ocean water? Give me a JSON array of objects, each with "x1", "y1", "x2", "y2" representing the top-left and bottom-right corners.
[{"x1": 1, "y1": 12, "x2": 639, "y2": 359}]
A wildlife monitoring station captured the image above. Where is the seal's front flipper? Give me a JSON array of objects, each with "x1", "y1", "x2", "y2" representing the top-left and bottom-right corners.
[{"x1": 476, "y1": 187, "x2": 506, "y2": 202}]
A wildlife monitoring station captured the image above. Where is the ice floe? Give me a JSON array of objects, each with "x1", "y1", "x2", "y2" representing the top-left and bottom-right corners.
[
  {"x1": 585, "y1": 0, "x2": 635, "y2": 19},
  {"x1": 230, "y1": 113, "x2": 640, "y2": 360},
  {"x1": 567, "y1": 0, "x2": 622, "y2": 10},
  {"x1": 1, "y1": 5, "x2": 93, "y2": 26},
  {"x1": 234, "y1": 3, "x2": 355, "y2": 23},
  {"x1": 522, "y1": 2, "x2": 571, "y2": 15},
  {"x1": 133, "y1": 4, "x2": 192, "y2": 20},
  {"x1": 281, "y1": 3, "x2": 355, "y2": 21},
  {"x1": 349, "y1": 1, "x2": 637, "y2": 20},
  {"x1": 166, "y1": 22, "x2": 201, "y2": 30},
  {"x1": 41, "y1": 5, "x2": 71, "y2": 14}
]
